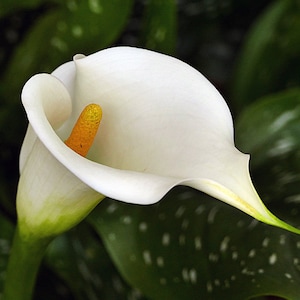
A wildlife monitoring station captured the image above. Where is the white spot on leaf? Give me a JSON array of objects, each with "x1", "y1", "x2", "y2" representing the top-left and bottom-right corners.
[
  {"x1": 179, "y1": 234, "x2": 186, "y2": 245},
  {"x1": 72, "y1": 25, "x2": 83, "y2": 38},
  {"x1": 195, "y1": 205, "x2": 205, "y2": 215},
  {"x1": 143, "y1": 250, "x2": 152, "y2": 265},
  {"x1": 207, "y1": 207, "x2": 219, "y2": 224},
  {"x1": 156, "y1": 256, "x2": 164, "y2": 267},
  {"x1": 182, "y1": 268, "x2": 189, "y2": 282},
  {"x1": 51, "y1": 37, "x2": 68, "y2": 52},
  {"x1": 121, "y1": 215, "x2": 132, "y2": 224},
  {"x1": 208, "y1": 253, "x2": 219, "y2": 262},
  {"x1": 262, "y1": 237, "x2": 270, "y2": 248},
  {"x1": 220, "y1": 236, "x2": 230, "y2": 252},
  {"x1": 162, "y1": 233, "x2": 170, "y2": 246},
  {"x1": 206, "y1": 281, "x2": 213, "y2": 292},
  {"x1": 189, "y1": 269, "x2": 197, "y2": 284},
  {"x1": 232, "y1": 251, "x2": 238, "y2": 260},
  {"x1": 88, "y1": 0, "x2": 103, "y2": 14},
  {"x1": 269, "y1": 253, "x2": 277, "y2": 265},
  {"x1": 248, "y1": 249, "x2": 256, "y2": 258},
  {"x1": 194, "y1": 236, "x2": 202, "y2": 250},
  {"x1": 106, "y1": 203, "x2": 118, "y2": 214},
  {"x1": 139, "y1": 222, "x2": 148, "y2": 232},
  {"x1": 175, "y1": 205, "x2": 186, "y2": 218},
  {"x1": 181, "y1": 219, "x2": 189, "y2": 229},
  {"x1": 279, "y1": 235, "x2": 286, "y2": 245},
  {"x1": 285, "y1": 273, "x2": 292, "y2": 279},
  {"x1": 214, "y1": 279, "x2": 220, "y2": 286}
]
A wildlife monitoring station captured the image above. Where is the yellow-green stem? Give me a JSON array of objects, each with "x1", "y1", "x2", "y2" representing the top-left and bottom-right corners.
[{"x1": 3, "y1": 224, "x2": 52, "y2": 300}]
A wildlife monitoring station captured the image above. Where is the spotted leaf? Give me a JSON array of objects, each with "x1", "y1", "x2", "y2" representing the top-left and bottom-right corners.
[
  {"x1": 140, "y1": 0, "x2": 177, "y2": 55},
  {"x1": 1, "y1": 0, "x2": 134, "y2": 108},
  {"x1": 88, "y1": 187, "x2": 300, "y2": 299},
  {"x1": 45, "y1": 223, "x2": 147, "y2": 300},
  {"x1": 236, "y1": 88, "x2": 300, "y2": 225}
]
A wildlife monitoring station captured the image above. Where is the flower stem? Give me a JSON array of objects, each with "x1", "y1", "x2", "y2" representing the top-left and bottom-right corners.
[{"x1": 3, "y1": 224, "x2": 52, "y2": 300}]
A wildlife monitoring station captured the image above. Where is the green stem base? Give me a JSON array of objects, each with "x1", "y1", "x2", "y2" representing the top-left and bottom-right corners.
[{"x1": 3, "y1": 225, "x2": 52, "y2": 300}]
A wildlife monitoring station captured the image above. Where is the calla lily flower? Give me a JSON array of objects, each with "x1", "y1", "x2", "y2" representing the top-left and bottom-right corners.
[{"x1": 18, "y1": 46, "x2": 299, "y2": 238}]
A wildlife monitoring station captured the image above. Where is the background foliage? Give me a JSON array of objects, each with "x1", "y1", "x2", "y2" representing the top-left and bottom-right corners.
[{"x1": 1, "y1": 0, "x2": 300, "y2": 299}]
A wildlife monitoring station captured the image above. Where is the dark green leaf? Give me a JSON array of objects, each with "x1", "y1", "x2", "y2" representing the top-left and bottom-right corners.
[
  {"x1": 0, "y1": 215, "x2": 14, "y2": 294},
  {"x1": 236, "y1": 88, "x2": 300, "y2": 168},
  {"x1": 140, "y1": 0, "x2": 177, "y2": 55},
  {"x1": 0, "y1": 0, "x2": 45, "y2": 17},
  {"x1": 232, "y1": 0, "x2": 300, "y2": 111},
  {"x1": 45, "y1": 222, "x2": 147, "y2": 300},
  {"x1": 235, "y1": 88, "x2": 300, "y2": 224},
  {"x1": 1, "y1": 0, "x2": 133, "y2": 106},
  {"x1": 88, "y1": 188, "x2": 300, "y2": 300}
]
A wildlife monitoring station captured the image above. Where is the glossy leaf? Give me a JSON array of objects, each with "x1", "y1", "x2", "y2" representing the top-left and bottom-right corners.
[
  {"x1": 88, "y1": 188, "x2": 300, "y2": 300},
  {"x1": 45, "y1": 223, "x2": 146, "y2": 300},
  {"x1": 140, "y1": 0, "x2": 177, "y2": 54},
  {"x1": 236, "y1": 88, "x2": 300, "y2": 167},
  {"x1": 232, "y1": 0, "x2": 300, "y2": 111},
  {"x1": 235, "y1": 88, "x2": 300, "y2": 224},
  {"x1": 1, "y1": 0, "x2": 133, "y2": 106}
]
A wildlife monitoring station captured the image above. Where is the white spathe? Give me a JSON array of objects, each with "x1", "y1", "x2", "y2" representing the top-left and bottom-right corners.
[{"x1": 18, "y1": 46, "x2": 297, "y2": 237}]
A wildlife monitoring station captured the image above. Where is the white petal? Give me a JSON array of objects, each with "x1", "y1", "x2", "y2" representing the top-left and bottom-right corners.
[
  {"x1": 20, "y1": 73, "x2": 72, "y2": 171},
  {"x1": 20, "y1": 72, "x2": 176, "y2": 204},
  {"x1": 70, "y1": 47, "x2": 271, "y2": 219},
  {"x1": 18, "y1": 140, "x2": 102, "y2": 237},
  {"x1": 21, "y1": 47, "x2": 295, "y2": 231},
  {"x1": 22, "y1": 73, "x2": 72, "y2": 129},
  {"x1": 19, "y1": 125, "x2": 37, "y2": 173}
]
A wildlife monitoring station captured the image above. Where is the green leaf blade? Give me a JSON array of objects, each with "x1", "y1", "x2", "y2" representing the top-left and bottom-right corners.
[
  {"x1": 232, "y1": 0, "x2": 300, "y2": 111},
  {"x1": 140, "y1": 0, "x2": 177, "y2": 55},
  {"x1": 89, "y1": 188, "x2": 300, "y2": 299}
]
